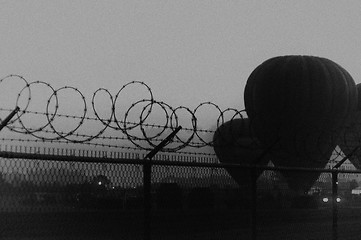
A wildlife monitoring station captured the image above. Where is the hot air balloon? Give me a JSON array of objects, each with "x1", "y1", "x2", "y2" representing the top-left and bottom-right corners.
[
  {"x1": 213, "y1": 118, "x2": 269, "y2": 188},
  {"x1": 244, "y1": 55, "x2": 358, "y2": 192},
  {"x1": 338, "y1": 83, "x2": 361, "y2": 169}
]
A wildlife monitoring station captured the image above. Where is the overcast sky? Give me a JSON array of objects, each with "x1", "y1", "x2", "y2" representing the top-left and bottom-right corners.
[{"x1": 1, "y1": 1, "x2": 361, "y2": 129}]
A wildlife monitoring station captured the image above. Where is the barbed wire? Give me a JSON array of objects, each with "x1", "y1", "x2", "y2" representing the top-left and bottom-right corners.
[
  {"x1": 6, "y1": 125, "x2": 212, "y2": 148},
  {"x1": 0, "y1": 75, "x2": 245, "y2": 152}
]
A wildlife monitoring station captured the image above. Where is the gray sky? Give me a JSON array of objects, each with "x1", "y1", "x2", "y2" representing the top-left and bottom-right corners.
[{"x1": 1, "y1": 1, "x2": 361, "y2": 129}]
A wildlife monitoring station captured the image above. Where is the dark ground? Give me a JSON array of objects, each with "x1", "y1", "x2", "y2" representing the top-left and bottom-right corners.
[{"x1": 1, "y1": 207, "x2": 361, "y2": 240}]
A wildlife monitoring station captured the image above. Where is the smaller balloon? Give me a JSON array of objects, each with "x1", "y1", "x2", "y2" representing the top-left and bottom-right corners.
[{"x1": 213, "y1": 118, "x2": 269, "y2": 187}]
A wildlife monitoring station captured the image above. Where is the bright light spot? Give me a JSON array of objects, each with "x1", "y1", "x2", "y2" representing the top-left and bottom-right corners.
[
  {"x1": 98, "y1": 181, "x2": 102, "y2": 185},
  {"x1": 336, "y1": 197, "x2": 341, "y2": 203},
  {"x1": 322, "y1": 197, "x2": 329, "y2": 203}
]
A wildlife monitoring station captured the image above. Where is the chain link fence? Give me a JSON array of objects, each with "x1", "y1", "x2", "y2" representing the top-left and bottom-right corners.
[{"x1": 0, "y1": 147, "x2": 360, "y2": 239}]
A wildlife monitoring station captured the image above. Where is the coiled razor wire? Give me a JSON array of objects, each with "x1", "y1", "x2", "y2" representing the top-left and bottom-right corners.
[
  {"x1": 0, "y1": 75, "x2": 246, "y2": 152},
  {"x1": 0, "y1": 74, "x2": 358, "y2": 159}
]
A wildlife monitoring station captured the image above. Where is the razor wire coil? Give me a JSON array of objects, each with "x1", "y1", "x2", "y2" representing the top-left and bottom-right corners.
[{"x1": 0, "y1": 75, "x2": 246, "y2": 152}]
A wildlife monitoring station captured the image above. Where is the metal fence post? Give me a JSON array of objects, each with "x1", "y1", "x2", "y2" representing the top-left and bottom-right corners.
[
  {"x1": 332, "y1": 171, "x2": 338, "y2": 240},
  {"x1": 0, "y1": 106, "x2": 19, "y2": 132},
  {"x1": 142, "y1": 126, "x2": 182, "y2": 240},
  {"x1": 250, "y1": 168, "x2": 257, "y2": 240},
  {"x1": 143, "y1": 161, "x2": 152, "y2": 240}
]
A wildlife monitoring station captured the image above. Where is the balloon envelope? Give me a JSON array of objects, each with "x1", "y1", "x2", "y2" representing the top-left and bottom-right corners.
[
  {"x1": 213, "y1": 118, "x2": 268, "y2": 187},
  {"x1": 272, "y1": 147, "x2": 335, "y2": 193},
  {"x1": 338, "y1": 83, "x2": 361, "y2": 169},
  {"x1": 244, "y1": 56, "x2": 358, "y2": 192}
]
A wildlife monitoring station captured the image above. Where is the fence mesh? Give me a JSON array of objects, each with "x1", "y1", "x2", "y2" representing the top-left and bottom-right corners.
[
  {"x1": 1, "y1": 150, "x2": 361, "y2": 239},
  {"x1": 0, "y1": 155, "x2": 145, "y2": 239}
]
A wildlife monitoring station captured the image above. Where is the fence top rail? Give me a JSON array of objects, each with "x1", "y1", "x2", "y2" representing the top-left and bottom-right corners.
[{"x1": 0, "y1": 150, "x2": 360, "y2": 174}]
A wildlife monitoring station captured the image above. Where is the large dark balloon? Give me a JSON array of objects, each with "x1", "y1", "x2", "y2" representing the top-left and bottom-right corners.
[
  {"x1": 213, "y1": 118, "x2": 269, "y2": 187},
  {"x1": 273, "y1": 146, "x2": 335, "y2": 192},
  {"x1": 338, "y1": 83, "x2": 361, "y2": 169},
  {"x1": 244, "y1": 55, "x2": 358, "y2": 192}
]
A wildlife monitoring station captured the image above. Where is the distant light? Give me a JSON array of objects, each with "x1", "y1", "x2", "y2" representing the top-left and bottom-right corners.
[
  {"x1": 322, "y1": 197, "x2": 329, "y2": 203},
  {"x1": 336, "y1": 197, "x2": 341, "y2": 203},
  {"x1": 98, "y1": 181, "x2": 102, "y2": 185}
]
